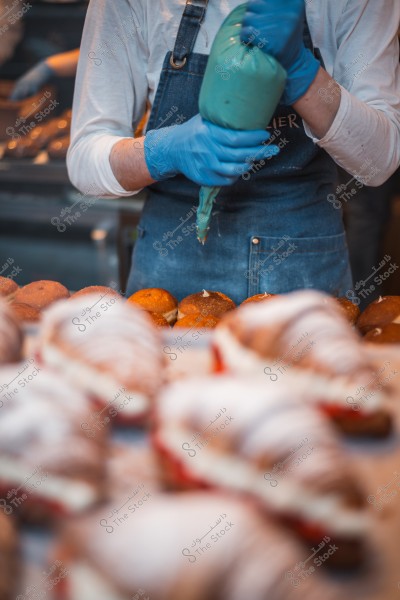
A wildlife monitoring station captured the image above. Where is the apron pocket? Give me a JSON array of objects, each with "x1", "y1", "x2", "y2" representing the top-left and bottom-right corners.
[{"x1": 247, "y1": 232, "x2": 352, "y2": 297}]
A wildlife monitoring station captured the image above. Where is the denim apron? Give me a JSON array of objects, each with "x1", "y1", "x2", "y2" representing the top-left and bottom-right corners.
[{"x1": 127, "y1": 0, "x2": 352, "y2": 304}]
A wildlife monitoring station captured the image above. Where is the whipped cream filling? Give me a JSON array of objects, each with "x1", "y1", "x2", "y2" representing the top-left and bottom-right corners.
[
  {"x1": 67, "y1": 562, "x2": 126, "y2": 600},
  {"x1": 177, "y1": 309, "x2": 213, "y2": 322},
  {"x1": 0, "y1": 457, "x2": 97, "y2": 511},
  {"x1": 213, "y1": 328, "x2": 383, "y2": 413},
  {"x1": 42, "y1": 344, "x2": 149, "y2": 417},
  {"x1": 160, "y1": 426, "x2": 369, "y2": 537},
  {"x1": 163, "y1": 308, "x2": 178, "y2": 324}
]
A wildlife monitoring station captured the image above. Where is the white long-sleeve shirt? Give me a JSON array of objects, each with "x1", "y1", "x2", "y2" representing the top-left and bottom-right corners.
[
  {"x1": 68, "y1": 0, "x2": 400, "y2": 197},
  {"x1": 0, "y1": 0, "x2": 23, "y2": 66}
]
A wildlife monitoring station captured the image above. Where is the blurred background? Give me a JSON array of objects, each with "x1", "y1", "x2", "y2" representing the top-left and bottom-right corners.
[
  {"x1": 0, "y1": 0, "x2": 145, "y2": 294},
  {"x1": 0, "y1": 0, "x2": 398, "y2": 304}
]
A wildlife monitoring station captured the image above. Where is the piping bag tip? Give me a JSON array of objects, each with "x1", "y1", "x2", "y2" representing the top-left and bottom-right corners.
[
  {"x1": 196, "y1": 185, "x2": 221, "y2": 245},
  {"x1": 196, "y1": 228, "x2": 209, "y2": 245}
]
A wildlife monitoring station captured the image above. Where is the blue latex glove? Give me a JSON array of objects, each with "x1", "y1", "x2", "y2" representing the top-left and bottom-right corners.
[
  {"x1": 144, "y1": 114, "x2": 280, "y2": 186},
  {"x1": 241, "y1": 0, "x2": 320, "y2": 106},
  {"x1": 9, "y1": 61, "x2": 54, "y2": 101}
]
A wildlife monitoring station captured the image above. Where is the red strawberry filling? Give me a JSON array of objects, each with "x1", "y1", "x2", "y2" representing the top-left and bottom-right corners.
[
  {"x1": 152, "y1": 432, "x2": 341, "y2": 547},
  {"x1": 0, "y1": 481, "x2": 68, "y2": 517}
]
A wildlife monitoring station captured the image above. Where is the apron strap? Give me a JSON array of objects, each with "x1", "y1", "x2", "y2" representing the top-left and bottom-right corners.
[{"x1": 170, "y1": 0, "x2": 209, "y2": 69}]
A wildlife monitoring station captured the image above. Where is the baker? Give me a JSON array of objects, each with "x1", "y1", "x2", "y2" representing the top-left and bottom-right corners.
[{"x1": 68, "y1": 0, "x2": 400, "y2": 304}]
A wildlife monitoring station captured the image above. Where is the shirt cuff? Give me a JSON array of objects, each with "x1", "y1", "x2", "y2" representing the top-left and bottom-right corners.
[{"x1": 303, "y1": 84, "x2": 349, "y2": 147}]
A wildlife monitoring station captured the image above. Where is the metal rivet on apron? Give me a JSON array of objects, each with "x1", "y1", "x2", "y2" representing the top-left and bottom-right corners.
[
  {"x1": 170, "y1": 54, "x2": 188, "y2": 69},
  {"x1": 252, "y1": 237, "x2": 260, "y2": 245}
]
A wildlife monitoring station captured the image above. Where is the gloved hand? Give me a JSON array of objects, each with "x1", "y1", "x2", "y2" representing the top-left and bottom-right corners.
[
  {"x1": 9, "y1": 60, "x2": 54, "y2": 101},
  {"x1": 241, "y1": 0, "x2": 320, "y2": 106},
  {"x1": 144, "y1": 114, "x2": 279, "y2": 186}
]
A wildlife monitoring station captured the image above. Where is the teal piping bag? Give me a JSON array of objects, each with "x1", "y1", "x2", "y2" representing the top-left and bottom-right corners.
[{"x1": 196, "y1": 2, "x2": 287, "y2": 244}]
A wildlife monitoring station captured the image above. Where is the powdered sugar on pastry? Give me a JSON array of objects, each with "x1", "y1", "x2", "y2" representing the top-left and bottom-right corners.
[
  {"x1": 215, "y1": 291, "x2": 385, "y2": 404},
  {"x1": 58, "y1": 493, "x2": 339, "y2": 600},
  {"x1": 67, "y1": 563, "x2": 126, "y2": 600},
  {"x1": 0, "y1": 458, "x2": 97, "y2": 511},
  {"x1": 213, "y1": 327, "x2": 383, "y2": 413},
  {"x1": 155, "y1": 377, "x2": 369, "y2": 538},
  {"x1": 41, "y1": 343, "x2": 148, "y2": 416},
  {"x1": 0, "y1": 365, "x2": 105, "y2": 512},
  {"x1": 38, "y1": 294, "x2": 165, "y2": 404},
  {"x1": 218, "y1": 291, "x2": 371, "y2": 378}
]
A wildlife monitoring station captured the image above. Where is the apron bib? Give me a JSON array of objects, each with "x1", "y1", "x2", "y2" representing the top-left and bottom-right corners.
[{"x1": 127, "y1": 0, "x2": 352, "y2": 304}]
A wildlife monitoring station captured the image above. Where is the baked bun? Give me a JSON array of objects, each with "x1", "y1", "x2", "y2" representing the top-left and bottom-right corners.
[
  {"x1": 178, "y1": 290, "x2": 235, "y2": 320},
  {"x1": 0, "y1": 512, "x2": 19, "y2": 600},
  {"x1": 0, "y1": 277, "x2": 18, "y2": 300},
  {"x1": 52, "y1": 492, "x2": 339, "y2": 600},
  {"x1": 71, "y1": 286, "x2": 121, "y2": 300},
  {"x1": 336, "y1": 297, "x2": 361, "y2": 325},
  {"x1": 128, "y1": 288, "x2": 178, "y2": 324},
  {"x1": 47, "y1": 134, "x2": 70, "y2": 160},
  {"x1": 213, "y1": 290, "x2": 391, "y2": 437},
  {"x1": 38, "y1": 294, "x2": 164, "y2": 425},
  {"x1": 358, "y1": 296, "x2": 400, "y2": 334},
  {"x1": 60, "y1": 108, "x2": 72, "y2": 122},
  {"x1": 154, "y1": 376, "x2": 368, "y2": 566},
  {"x1": 3, "y1": 137, "x2": 40, "y2": 159},
  {"x1": 0, "y1": 299, "x2": 23, "y2": 364},
  {"x1": 14, "y1": 280, "x2": 69, "y2": 310},
  {"x1": 147, "y1": 311, "x2": 170, "y2": 327},
  {"x1": 10, "y1": 302, "x2": 41, "y2": 323},
  {"x1": 240, "y1": 292, "x2": 276, "y2": 306},
  {"x1": 29, "y1": 116, "x2": 70, "y2": 149},
  {"x1": 174, "y1": 314, "x2": 219, "y2": 329},
  {"x1": 0, "y1": 365, "x2": 107, "y2": 521},
  {"x1": 364, "y1": 323, "x2": 400, "y2": 344}
]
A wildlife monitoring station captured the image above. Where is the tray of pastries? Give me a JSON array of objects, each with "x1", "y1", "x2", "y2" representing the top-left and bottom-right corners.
[{"x1": 1, "y1": 284, "x2": 400, "y2": 599}]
